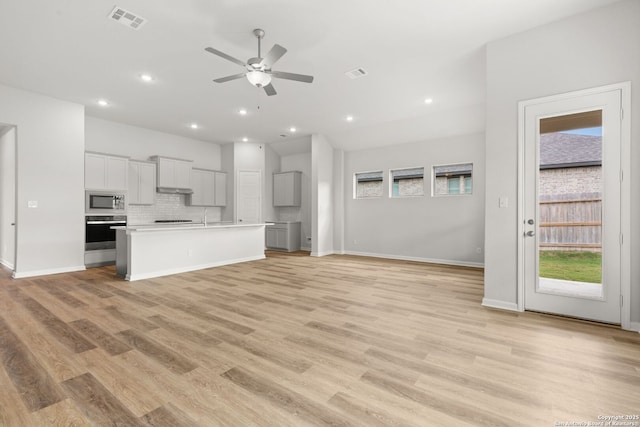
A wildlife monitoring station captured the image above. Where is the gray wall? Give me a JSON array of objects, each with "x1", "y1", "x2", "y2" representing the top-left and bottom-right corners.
[
  {"x1": 0, "y1": 83, "x2": 85, "y2": 277},
  {"x1": 343, "y1": 132, "x2": 485, "y2": 266},
  {"x1": 484, "y1": 0, "x2": 640, "y2": 324}
]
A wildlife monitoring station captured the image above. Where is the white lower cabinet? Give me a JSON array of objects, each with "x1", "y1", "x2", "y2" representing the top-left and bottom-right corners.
[{"x1": 265, "y1": 222, "x2": 301, "y2": 252}]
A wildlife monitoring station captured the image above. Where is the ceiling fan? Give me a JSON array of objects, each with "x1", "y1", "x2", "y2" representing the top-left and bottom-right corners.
[{"x1": 205, "y1": 28, "x2": 314, "y2": 96}]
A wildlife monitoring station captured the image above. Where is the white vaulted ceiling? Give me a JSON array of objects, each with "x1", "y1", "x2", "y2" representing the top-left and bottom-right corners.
[{"x1": 0, "y1": 0, "x2": 621, "y2": 151}]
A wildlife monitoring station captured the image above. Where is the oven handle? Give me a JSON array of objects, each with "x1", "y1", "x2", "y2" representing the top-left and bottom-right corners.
[{"x1": 86, "y1": 221, "x2": 127, "y2": 225}]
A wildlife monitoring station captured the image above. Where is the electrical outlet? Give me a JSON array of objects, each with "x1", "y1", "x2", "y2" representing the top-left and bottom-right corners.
[{"x1": 476, "y1": 247, "x2": 482, "y2": 254}]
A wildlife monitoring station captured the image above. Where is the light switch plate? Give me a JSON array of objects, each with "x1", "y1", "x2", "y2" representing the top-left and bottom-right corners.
[
  {"x1": 28, "y1": 200, "x2": 38, "y2": 208},
  {"x1": 498, "y1": 196, "x2": 508, "y2": 208}
]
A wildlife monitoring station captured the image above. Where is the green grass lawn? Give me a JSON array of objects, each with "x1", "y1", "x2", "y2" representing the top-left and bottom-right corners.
[{"x1": 539, "y1": 251, "x2": 602, "y2": 283}]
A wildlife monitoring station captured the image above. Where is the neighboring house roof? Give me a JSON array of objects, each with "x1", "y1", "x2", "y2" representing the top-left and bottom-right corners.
[
  {"x1": 540, "y1": 133, "x2": 601, "y2": 169},
  {"x1": 392, "y1": 167, "x2": 424, "y2": 179},
  {"x1": 434, "y1": 164, "x2": 472, "y2": 177},
  {"x1": 356, "y1": 171, "x2": 383, "y2": 182}
]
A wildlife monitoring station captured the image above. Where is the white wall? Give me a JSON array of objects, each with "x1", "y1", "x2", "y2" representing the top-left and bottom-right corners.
[
  {"x1": 0, "y1": 84, "x2": 85, "y2": 277},
  {"x1": 85, "y1": 116, "x2": 221, "y2": 169},
  {"x1": 263, "y1": 144, "x2": 280, "y2": 224},
  {"x1": 333, "y1": 149, "x2": 345, "y2": 254},
  {"x1": 280, "y1": 152, "x2": 312, "y2": 250},
  {"x1": 484, "y1": 0, "x2": 640, "y2": 325},
  {"x1": 0, "y1": 126, "x2": 16, "y2": 269},
  {"x1": 311, "y1": 134, "x2": 334, "y2": 256},
  {"x1": 221, "y1": 144, "x2": 234, "y2": 222},
  {"x1": 343, "y1": 132, "x2": 485, "y2": 266}
]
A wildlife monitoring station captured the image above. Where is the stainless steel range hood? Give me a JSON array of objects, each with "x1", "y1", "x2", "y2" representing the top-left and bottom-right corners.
[{"x1": 156, "y1": 187, "x2": 194, "y2": 194}]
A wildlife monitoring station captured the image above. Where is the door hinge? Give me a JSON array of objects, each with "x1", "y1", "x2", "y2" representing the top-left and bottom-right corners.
[
  {"x1": 620, "y1": 169, "x2": 624, "y2": 182},
  {"x1": 620, "y1": 295, "x2": 623, "y2": 308},
  {"x1": 621, "y1": 108, "x2": 624, "y2": 121},
  {"x1": 620, "y1": 234, "x2": 623, "y2": 245}
]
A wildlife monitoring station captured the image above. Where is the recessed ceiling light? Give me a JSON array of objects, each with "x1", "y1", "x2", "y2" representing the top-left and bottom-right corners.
[
  {"x1": 97, "y1": 99, "x2": 109, "y2": 107},
  {"x1": 238, "y1": 108, "x2": 248, "y2": 116},
  {"x1": 424, "y1": 98, "x2": 433, "y2": 104},
  {"x1": 345, "y1": 115, "x2": 354, "y2": 122},
  {"x1": 242, "y1": 137, "x2": 248, "y2": 142},
  {"x1": 190, "y1": 123, "x2": 199, "y2": 129},
  {"x1": 289, "y1": 127, "x2": 297, "y2": 133},
  {"x1": 140, "y1": 73, "x2": 154, "y2": 82}
]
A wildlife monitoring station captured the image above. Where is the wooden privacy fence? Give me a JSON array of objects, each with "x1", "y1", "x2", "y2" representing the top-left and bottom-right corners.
[{"x1": 538, "y1": 193, "x2": 601, "y2": 252}]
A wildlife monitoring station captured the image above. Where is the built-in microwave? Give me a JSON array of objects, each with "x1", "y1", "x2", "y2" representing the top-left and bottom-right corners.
[{"x1": 85, "y1": 190, "x2": 127, "y2": 214}]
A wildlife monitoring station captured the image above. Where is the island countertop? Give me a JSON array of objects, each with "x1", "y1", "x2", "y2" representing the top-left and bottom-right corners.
[
  {"x1": 114, "y1": 222, "x2": 268, "y2": 281},
  {"x1": 113, "y1": 222, "x2": 274, "y2": 233}
]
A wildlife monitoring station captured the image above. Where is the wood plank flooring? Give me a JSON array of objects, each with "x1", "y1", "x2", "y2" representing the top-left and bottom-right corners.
[{"x1": 1, "y1": 251, "x2": 639, "y2": 426}]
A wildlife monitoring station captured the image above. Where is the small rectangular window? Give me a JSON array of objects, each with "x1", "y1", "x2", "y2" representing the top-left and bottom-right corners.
[
  {"x1": 390, "y1": 167, "x2": 424, "y2": 197},
  {"x1": 354, "y1": 171, "x2": 383, "y2": 198},
  {"x1": 433, "y1": 163, "x2": 473, "y2": 196}
]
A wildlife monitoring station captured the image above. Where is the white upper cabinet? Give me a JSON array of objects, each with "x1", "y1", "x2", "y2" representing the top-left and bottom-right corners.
[
  {"x1": 150, "y1": 156, "x2": 192, "y2": 190},
  {"x1": 128, "y1": 160, "x2": 156, "y2": 205},
  {"x1": 85, "y1": 152, "x2": 128, "y2": 190},
  {"x1": 188, "y1": 168, "x2": 227, "y2": 207},
  {"x1": 273, "y1": 171, "x2": 301, "y2": 207},
  {"x1": 214, "y1": 171, "x2": 227, "y2": 207}
]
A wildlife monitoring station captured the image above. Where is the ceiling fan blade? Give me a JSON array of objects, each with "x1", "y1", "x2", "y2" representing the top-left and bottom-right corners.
[
  {"x1": 213, "y1": 73, "x2": 246, "y2": 83},
  {"x1": 205, "y1": 47, "x2": 246, "y2": 67},
  {"x1": 270, "y1": 71, "x2": 314, "y2": 83},
  {"x1": 263, "y1": 83, "x2": 277, "y2": 96},
  {"x1": 261, "y1": 44, "x2": 287, "y2": 67}
]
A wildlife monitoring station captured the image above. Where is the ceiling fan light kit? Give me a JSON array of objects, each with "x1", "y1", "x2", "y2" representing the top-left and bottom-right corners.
[
  {"x1": 246, "y1": 70, "x2": 271, "y2": 87},
  {"x1": 205, "y1": 28, "x2": 314, "y2": 96}
]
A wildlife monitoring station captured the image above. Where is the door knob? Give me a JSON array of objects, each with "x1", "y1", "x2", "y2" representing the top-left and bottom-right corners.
[
  {"x1": 527, "y1": 219, "x2": 535, "y2": 225},
  {"x1": 525, "y1": 230, "x2": 535, "y2": 237}
]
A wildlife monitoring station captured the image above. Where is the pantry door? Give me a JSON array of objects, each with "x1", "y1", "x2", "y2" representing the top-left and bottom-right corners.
[{"x1": 236, "y1": 170, "x2": 262, "y2": 224}]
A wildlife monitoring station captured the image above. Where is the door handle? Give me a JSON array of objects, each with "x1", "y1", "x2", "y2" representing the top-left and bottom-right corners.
[{"x1": 525, "y1": 230, "x2": 535, "y2": 237}]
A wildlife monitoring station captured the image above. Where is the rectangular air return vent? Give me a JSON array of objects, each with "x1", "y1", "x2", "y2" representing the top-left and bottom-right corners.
[
  {"x1": 345, "y1": 67, "x2": 368, "y2": 79},
  {"x1": 108, "y1": 6, "x2": 147, "y2": 30}
]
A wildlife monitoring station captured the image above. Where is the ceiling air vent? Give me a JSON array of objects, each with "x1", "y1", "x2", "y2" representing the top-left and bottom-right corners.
[
  {"x1": 108, "y1": 6, "x2": 147, "y2": 30},
  {"x1": 345, "y1": 67, "x2": 368, "y2": 79}
]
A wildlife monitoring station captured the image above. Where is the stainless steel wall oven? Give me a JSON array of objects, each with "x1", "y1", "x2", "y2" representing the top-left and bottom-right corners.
[{"x1": 85, "y1": 215, "x2": 127, "y2": 251}]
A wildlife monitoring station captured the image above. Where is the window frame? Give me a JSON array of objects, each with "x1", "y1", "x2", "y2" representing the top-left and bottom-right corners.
[
  {"x1": 432, "y1": 162, "x2": 474, "y2": 197},
  {"x1": 388, "y1": 166, "x2": 425, "y2": 198},
  {"x1": 353, "y1": 170, "x2": 384, "y2": 199}
]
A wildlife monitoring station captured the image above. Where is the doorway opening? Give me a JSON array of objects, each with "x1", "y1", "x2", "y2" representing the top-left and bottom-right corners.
[
  {"x1": 518, "y1": 83, "x2": 631, "y2": 327},
  {"x1": 0, "y1": 124, "x2": 17, "y2": 272}
]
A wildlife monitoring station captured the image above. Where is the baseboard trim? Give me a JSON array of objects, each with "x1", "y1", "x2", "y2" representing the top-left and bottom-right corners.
[
  {"x1": 628, "y1": 322, "x2": 640, "y2": 333},
  {"x1": 482, "y1": 298, "x2": 520, "y2": 312},
  {"x1": 344, "y1": 250, "x2": 484, "y2": 268},
  {"x1": 13, "y1": 265, "x2": 86, "y2": 279},
  {"x1": 0, "y1": 259, "x2": 14, "y2": 270},
  {"x1": 311, "y1": 250, "x2": 334, "y2": 257},
  {"x1": 126, "y1": 255, "x2": 265, "y2": 281}
]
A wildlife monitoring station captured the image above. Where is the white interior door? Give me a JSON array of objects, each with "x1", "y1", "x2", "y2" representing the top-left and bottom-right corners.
[
  {"x1": 0, "y1": 125, "x2": 16, "y2": 271},
  {"x1": 236, "y1": 170, "x2": 261, "y2": 224},
  {"x1": 521, "y1": 88, "x2": 622, "y2": 324}
]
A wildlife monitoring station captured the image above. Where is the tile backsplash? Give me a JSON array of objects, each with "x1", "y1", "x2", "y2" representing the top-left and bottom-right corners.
[{"x1": 127, "y1": 193, "x2": 222, "y2": 225}]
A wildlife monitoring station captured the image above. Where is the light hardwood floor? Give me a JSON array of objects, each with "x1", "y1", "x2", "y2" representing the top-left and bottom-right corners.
[{"x1": 0, "y1": 251, "x2": 639, "y2": 426}]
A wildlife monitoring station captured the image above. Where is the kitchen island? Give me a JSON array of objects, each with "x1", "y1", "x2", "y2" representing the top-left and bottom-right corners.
[{"x1": 114, "y1": 222, "x2": 268, "y2": 281}]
